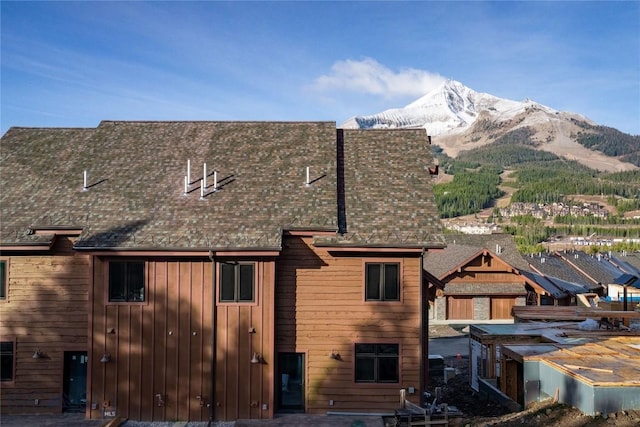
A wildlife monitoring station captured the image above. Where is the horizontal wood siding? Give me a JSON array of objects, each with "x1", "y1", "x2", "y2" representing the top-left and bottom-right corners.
[
  {"x1": 89, "y1": 257, "x2": 213, "y2": 421},
  {"x1": 0, "y1": 237, "x2": 89, "y2": 414},
  {"x1": 275, "y1": 236, "x2": 422, "y2": 414},
  {"x1": 214, "y1": 260, "x2": 275, "y2": 421}
]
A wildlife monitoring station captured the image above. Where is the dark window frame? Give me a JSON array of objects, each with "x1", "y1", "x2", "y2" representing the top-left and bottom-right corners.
[
  {"x1": 218, "y1": 262, "x2": 256, "y2": 304},
  {"x1": 0, "y1": 259, "x2": 7, "y2": 302},
  {"x1": 364, "y1": 262, "x2": 401, "y2": 302},
  {"x1": 108, "y1": 261, "x2": 146, "y2": 303},
  {"x1": 354, "y1": 343, "x2": 400, "y2": 383},
  {"x1": 1, "y1": 339, "x2": 16, "y2": 384}
]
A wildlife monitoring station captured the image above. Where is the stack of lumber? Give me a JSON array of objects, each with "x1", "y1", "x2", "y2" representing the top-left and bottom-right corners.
[{"x1": 512, "y1": 306, "x2": 640, "y2": 322}]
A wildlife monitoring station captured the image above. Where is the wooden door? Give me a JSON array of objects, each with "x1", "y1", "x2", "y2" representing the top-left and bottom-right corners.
[
  {"x1": 447, "y1": 296, "x2": 473, "y2": 320},
  {"x1": 491, "y1": 297, "x2": 516, "y2": 319}
]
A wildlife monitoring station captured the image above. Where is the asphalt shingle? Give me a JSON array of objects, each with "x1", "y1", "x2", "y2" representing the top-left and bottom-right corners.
[{"x1": 1, "y1": 121, "x2": 444, "y2": 251}]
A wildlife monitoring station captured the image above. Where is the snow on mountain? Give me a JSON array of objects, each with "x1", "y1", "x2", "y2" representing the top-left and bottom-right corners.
[
  {"x1": 341, "y1": 79, "x2": 558, "y2": 136},
  {"x1": 341, "y1": 79, "x2": 637, "y2": 172}
]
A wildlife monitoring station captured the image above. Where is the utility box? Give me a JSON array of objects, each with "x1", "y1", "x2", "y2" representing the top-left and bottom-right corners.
[{"x1": 428, "y1": 354, "x2": 445, "y2": 378}]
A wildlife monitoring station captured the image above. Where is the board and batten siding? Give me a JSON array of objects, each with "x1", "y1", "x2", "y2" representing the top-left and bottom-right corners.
[
  {"x1": 213, "y1": 259, "x2": 275, "y2": 421},
  {"x1": 89, "y1": 256, "x2": 275, "y2": 422},
  {"x1": 275, "y1": 235, "x2": 423, "y2": 414},
  {"x1": 0, "y1": 237, "x2": 89, "y2": 414},
  {"x1": 89, "y1": 257, "x2": 214, "y2": 422}
]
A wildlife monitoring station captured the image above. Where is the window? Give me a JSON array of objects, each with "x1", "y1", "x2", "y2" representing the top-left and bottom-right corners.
[
  {"x1": 0, "y1": 341, "x2": 14, "y2": 382},
  {"x1": 355, "y1": 343, "x2": 399, "y2": 383},
  {"x1": 0, "y1": 260, "x2": 6, "y2": 300},
  {"x1": 219, "y1": 263, "x2": 254, "y2": 303},
  {"x1": 109, "y1": 261, "x2": 145, "y2": 302},
  {"x1": 365, "y1": 263, "x2": 399, "y2": 301}
]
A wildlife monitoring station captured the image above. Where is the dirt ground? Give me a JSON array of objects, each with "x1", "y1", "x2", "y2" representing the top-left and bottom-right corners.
[{"x1": 428, "y1": 355, "x2": 640, "y2": 427}]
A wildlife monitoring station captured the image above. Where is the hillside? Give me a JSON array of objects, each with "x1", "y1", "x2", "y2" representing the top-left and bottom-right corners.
[{"x1": 343, "y1": 80, "x2": 639, "y2": 172}]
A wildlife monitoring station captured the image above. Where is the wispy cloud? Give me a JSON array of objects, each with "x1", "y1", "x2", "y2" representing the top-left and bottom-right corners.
[{"x1": 311, "y1": 58, "x2": 445, "y2": 99}]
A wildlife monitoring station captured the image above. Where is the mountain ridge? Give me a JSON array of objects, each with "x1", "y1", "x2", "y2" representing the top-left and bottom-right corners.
[{"x1": 342, "y1": 79, "x2": 638, "y2": 173}]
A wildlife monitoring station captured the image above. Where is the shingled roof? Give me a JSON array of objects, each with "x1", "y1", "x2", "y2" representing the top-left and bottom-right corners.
[
  {"x1": 1, "y1": 121, "x2": 444, "y2": 252},
  {"x1": 555, "y1": 250, "x2": 624, "y2": 285},
  {"x1": 423, "y1": 233, "x2": 530, "y2": 278}
]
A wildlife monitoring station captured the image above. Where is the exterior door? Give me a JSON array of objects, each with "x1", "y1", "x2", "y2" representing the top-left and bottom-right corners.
[
  {"x1": 63, "y1": 351, "x2": 87, "y2": 412},
  {"x1": 491, "y1": 297, "x2": 516, "y2": 319},
  {"x1": 278, "y1": 352, "x2": 305, "y2": 412},
  {"x1": 447, "y1": 296, "x2": 474, "y2": 320}
]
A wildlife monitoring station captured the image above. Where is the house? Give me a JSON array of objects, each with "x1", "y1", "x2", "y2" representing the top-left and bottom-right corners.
[
  {"x1": 0, "y1": 121, "x2": 445, "y2": 422},
  {"x1": 425, "y1": 234, "x2": 544, "y2": 322},
  {"x1": 423, "y1": 234, "x2": 612, "y2": 323}
]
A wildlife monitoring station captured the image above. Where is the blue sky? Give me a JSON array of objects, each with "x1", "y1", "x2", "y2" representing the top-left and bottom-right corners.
[{"x1": 2, "y1": 1, "x2": 639, "y2": 136}]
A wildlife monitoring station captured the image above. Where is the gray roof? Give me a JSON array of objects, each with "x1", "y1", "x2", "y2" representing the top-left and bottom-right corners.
[
  {"x1": 423, "y1": 233, "x2": 529, "y2": 278},
  {"x1": 1, "y1": 121, "x2": 444, "y2": 251},
  {"x1": 609, "y1": 252, "x2": 640, "y2": 276},
  {"x1": 525, "y1": 253, "x2": 603, "y2": 293},
  {"x1": 556, "y1": 250, "x2": 624, "y2": 285}
]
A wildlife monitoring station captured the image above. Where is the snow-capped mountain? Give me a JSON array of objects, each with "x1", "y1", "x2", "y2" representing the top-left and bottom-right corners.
[
  {"x1": 342, "y1": 79, "x2": 579, "y2": 135},
  {"x1": 342, "y1": 80, "x2": 637, "y2": 172}
]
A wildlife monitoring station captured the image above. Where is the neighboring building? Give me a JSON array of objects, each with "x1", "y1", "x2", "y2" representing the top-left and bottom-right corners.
[
  {"x1": 469, "y1": 310, "x2": 640, "y2": 416},
  {"x1": 0, "y1": 121, "x2": 444, "y2": 421},
  {"x1": 424, "y1": 234, "x2": 535, "y2": 322},
  {"x1": 423, "y1": 236, "x2": 613, "y2": 323}
]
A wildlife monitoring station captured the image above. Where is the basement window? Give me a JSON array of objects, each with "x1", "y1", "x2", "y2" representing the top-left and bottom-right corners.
[
  {"x1": 365, "y1": 262, "x2": 400, "y2": 301},
  {"x1": 219, "y1": 263, "x2": 255, "y2": 303},
  {"x1": 109, "y1": 261, "x2": 145, "y2": 302},
  {"x1": 355, "y1": 343, "x2": 399, "y2": 383}
]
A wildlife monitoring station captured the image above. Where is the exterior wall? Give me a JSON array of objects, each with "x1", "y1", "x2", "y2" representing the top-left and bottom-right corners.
[
  {"x1": 214, "y1": 259, "x2": 275, "y2": 421},
  {"x1": 275, "y1": 236, "x2": 423, "y2": 414},
  {"x1": 434, "y1": 297, "x2": 446, "y2": 321},
  {"x1": 89, "y1": 257, "x2": 215, "y2": 422},
  {"x1": 531, "y1": 361, "x2": 640, "y2": 415},
  {"x1": 474, "y1": 297, "x2": 490, "y2": 321},
  {"x1": 442, "y1": 262, "x2": 527, "y2": 321},
  {"x1": 0, "y1": 237, "x2": 89, "y2": 414}
]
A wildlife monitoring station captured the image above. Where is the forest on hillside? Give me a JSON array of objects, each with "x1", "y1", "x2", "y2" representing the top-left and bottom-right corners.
[
  {"x1": 434, "y1": 144, "x2": 640, "y2": 252},
  {"x1": 572, "y1": 119, "x2": 640, "y2": 166}
]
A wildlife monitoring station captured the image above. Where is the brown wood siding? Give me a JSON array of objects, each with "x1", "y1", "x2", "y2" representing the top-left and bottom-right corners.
[
  {"x1": 491, "y1": 297, "x2": 517, "y2": 319},
  {"x1": 447, "y1": 297, "x2": 473, "y2": 320},
  {"x1": 214, "y1": 260, "x2": 275, "y2": 421},
  {"x1": 0, "y1": 237, "x2": 89, "y2": 414},
  {"x1": 275, "y1": 236, "x2": 422, "y2": 414},
  {"x1": 89, "y1": 257, "x2": 213, "y2": 421}
]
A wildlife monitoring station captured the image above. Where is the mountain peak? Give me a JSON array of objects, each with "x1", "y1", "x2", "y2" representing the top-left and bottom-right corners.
[
  {"x1": 343, "y1": 79, "x2": 522, "y2": 135},
  {"x1": 341, "y1": 80, "x2": 636, "y2": 172}
]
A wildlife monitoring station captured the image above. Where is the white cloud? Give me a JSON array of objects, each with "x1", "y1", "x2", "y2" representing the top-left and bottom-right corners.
[{"x1": 312, "y1": 58, "x2": 445, "y2": 99}]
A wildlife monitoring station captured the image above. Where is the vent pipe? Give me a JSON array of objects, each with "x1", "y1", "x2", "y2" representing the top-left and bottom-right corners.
[
  {"x1": 187, "y1": 159, "x2": 191, "y2": 183},
  {"x1": 200, "y1": 179, "x2": 205, "y2": 200},
  {"x1": 305, "y1": 166, "x2": 310, "y2": 186},
  {"x1": 213, "y1": 170, "x2": 218, "y2": 191},
  {"x1": 83, "y1": 170, "x2": 88, "y2": 191},
  {"x1": 203, "y1": 163, "x2": 207, "y2": 189},
  {"x1": 183, "y1": 176, "x2": 188, "y2": 196}
]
